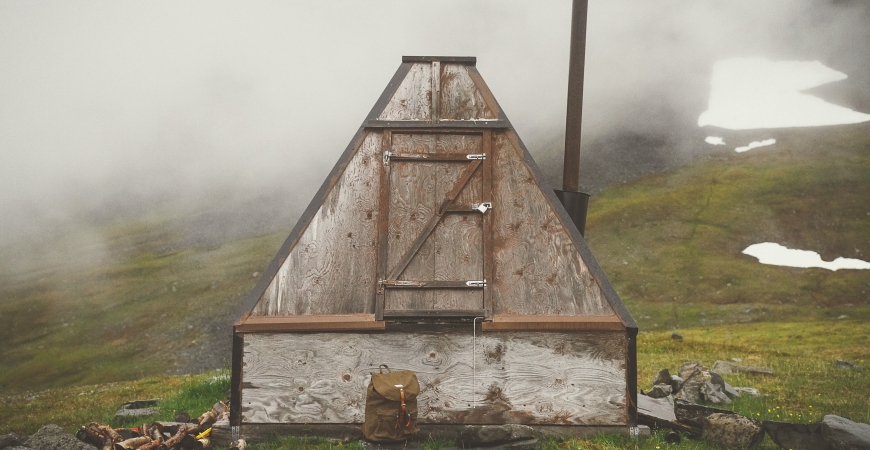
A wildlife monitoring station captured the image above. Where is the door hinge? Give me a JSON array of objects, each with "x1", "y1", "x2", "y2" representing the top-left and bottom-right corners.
[
  {"x1": 466, "y1": 153, "x2": 486, "y2": 160},
  {"x1": 472, "y1": 202, "x2": 492, "y2": 213},
  {"x1": 465, "y1": 280, "x2": 487, "y2": 287}
]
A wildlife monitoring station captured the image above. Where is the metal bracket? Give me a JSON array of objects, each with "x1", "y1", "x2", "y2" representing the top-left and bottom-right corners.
[
  {"x1": 383, "y1": 151, "x2": 393, "y2": 166},
  {"x1": 472, "y1": 202, "x2": 492, "y2": 213},
  {"x1": 466, "y1": 153, "x2": 486, "y2": 160},
  {"x1": 629, "y1": 426, "x2": 639, "y2": 438},
  {"x1": 465, "y1": 280, "x2": 487, "y2": 287},
  {"x1": 231, "y1": 426, "x2": 240, "y2": 441}
]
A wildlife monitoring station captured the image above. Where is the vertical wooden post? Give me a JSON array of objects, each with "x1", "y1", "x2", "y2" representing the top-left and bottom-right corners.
[
  {"x1": 230, "y1": 331, "x2": 244, "y2": 429},
  {"x1": 563, "y1": 0, "x2": 589, "y2": 192}
]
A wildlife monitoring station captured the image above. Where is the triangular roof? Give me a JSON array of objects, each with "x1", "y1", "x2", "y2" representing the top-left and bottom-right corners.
[{"x1": 236, "y1": 56, "x2": 636, "y2": 332}]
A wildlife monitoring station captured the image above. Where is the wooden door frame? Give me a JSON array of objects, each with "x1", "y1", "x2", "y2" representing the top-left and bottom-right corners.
[{"x1": 374, "y1": 128, "x2": 493, "y2": 320}]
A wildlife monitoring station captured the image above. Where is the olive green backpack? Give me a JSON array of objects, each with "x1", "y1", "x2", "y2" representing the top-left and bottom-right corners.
[{"x1": 362, "y1": 365, "x2": 420, "y2": 442}]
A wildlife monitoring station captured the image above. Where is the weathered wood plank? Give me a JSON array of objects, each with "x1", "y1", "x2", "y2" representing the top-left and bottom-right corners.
[
  {"x1": 481, "y1": 315, "x2": 624, "y2": 332},
  {"x1": 251, "y1": 132, "x2": 382, "y2": 316},
  {"x1": 386, "y1": 133, "x2": 437, "y2": 310},
  {"x1": 241, "y1": 331, "x2": 627, "y2": 425},
  {"x1": 440, "y1": 64, "x2": 497, "y2": 121},
  {"x1": 433, "y1": 134, "x2": 482, "y2": 310},
  {"x1": 379, "y1": 63, "x2": 431, "y2": 121},
  {"x1": 236, "y1": 314, "x2": 384, "y2": 332},
  {"x1": 490, "y1": 131, "x2": 613, "y2": 316}
]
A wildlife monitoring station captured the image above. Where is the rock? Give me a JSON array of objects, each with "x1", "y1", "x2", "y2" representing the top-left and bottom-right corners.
[
  {"x1": 24, "y1": 424, "x2": 95, "y2": 450},
  {"x1": 723, "y1": 381, "x2": 740, "y2": 399},
  {"x1": 674, "y1": 399, "x2": 736, "y2": 427},
  {"x1": 835, "y1": 359, "x2": 863, "y2": 370},
  {"x1": 763, "y1": 421, "x2": 831, "y2": 450},
  {"x1": 702, "y1": 381, "x2": 731, "y2": 404},
  {"x1": 675, "y1": 362, "x2": 711, "y2": 403},
  {"x1": 670, "y1": 375, "x2": 683, "y2": 392},
  {"x1": 646, "y1": 384, "x2": 673, "y2": 399},
  {"x1": 0, "y1": 434, "x2": 23, "y2": 450},
  {"x1": 6, "y1": 447, "x2": 30, "y2": 450},
  {"x1": 456, "y1": 425, "x2": 538, "y2": 448},
  {"x1": 653, "y1": 369, "x2": 672, "y2": 387},
  {"x1": 711, "y1": 360, "x2": 773, "y2": 375},
  {"x1": 702, "y1": 413, "x2": 764, "y2": 450},
  {"x1": 114, "y1": 398, "x2": 161, "y2": 420},
  {"x1": 175, "y1": 411, "x2": 191, "y2": 423},
  {"x1": 734, "y1": 387, "x2": 760, "y2": 397},
  {"x1": 820, "y1": 415, "x2": 870, "y2": 450},
  {"x1": 671, "y1": 332, "x2": 683, "y2": 341}
]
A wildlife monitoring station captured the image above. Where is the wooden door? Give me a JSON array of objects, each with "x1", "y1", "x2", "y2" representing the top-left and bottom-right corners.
[{"x1": 376, "y1": 130, "x2": 492, "y2": 319}]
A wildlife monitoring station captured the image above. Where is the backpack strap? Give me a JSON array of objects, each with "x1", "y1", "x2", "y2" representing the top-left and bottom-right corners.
[
  {"x1": 378, "y1": 364, "x2": 391, "y2": 374},
  {"x1": 395, "y1": 387, "x2": 411, "y2": 429}
]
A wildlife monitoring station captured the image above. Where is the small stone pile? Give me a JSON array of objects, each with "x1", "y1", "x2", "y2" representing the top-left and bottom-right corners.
[{"x1": 639, "y1": 360, "x2": 870, "y2": 449}]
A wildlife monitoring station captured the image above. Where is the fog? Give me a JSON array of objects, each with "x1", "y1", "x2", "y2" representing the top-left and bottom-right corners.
[{"x1": 1, "y1": 0, "x2": 868, "y2": 258}]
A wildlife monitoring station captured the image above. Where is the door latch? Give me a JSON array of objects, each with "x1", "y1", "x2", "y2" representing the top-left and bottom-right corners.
[
  {"x1": 466, "y1": 280, "x2": 487, "y2": 287},
  {"x1": 472, "y1": 202, "x2": 492, "y2": 213},
  {"x1": 466, "y1": 153, "x2": 486, "y2": 160},
  {"x1": 383, "y1": 151, "x2": 393, "y2": 166}
]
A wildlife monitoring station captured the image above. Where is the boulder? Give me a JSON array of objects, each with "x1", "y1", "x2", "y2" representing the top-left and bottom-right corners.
[
  {"x1": 701, "y1": 413, "x2": 764, "y2": 450},
  {"x1": 675, "y1": 362, "x2": 710, "y2": 403},
  {"x1": 711, "y1": 360, "x2": 774, "y2": 375},
  {"x1": 646, "y1": 384, "x2": 672, "y2": 399},
  {"x1": 674, "y1": 399, "x2": 736, "y2": 428},
  {"x1": 763, "y1": 421, "x2": 831, "y2": 450},
  {"x1": 653, "y1": 369, "x2": 672, "y2": 387},
  {"x1": 734, "y1": 387, "x2": 760, "y2": 397},
  {"x1": 820, "y1": 415, "x2": 870, "y2": 450},
  {"x1": 24, "y1": 425, "x2": 95, "y2": 450},
  {"x1": 701, "y1": 381, "x2": 731, "y2": 404},
  {"x1": 0, "y1": 434, "x2": 23, "y2": 450},
  {"x1": 114, "y1": 399, "x2": 161, "y2": 420},
  {"x1": 671, "y1": 332, "x2": 683, "y2": 341},
  {"x1": 722, "y1": 381, "x2": 740, "y2": 399}
]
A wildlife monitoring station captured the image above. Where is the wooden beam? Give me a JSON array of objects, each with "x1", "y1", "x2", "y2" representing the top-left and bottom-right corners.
[
  {"x1": 383, "y1": 309, "x2": 485, "y2": 319},
  {"x1": 235, "y1": 314, "x2": 385, "y2": 332},
  {"x1": 481, "y1": 314, "x2": 625, "y2": 331}
]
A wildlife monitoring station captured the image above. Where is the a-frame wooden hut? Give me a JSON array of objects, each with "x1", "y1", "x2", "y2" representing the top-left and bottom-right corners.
[{"x1": 231, "y1": 56, "x2": 638, "y2": 440}]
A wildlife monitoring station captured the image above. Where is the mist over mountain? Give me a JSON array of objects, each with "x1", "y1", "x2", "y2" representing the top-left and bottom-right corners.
[{"x1": 1, "y1": 0, "x2": 869, "y2": 274}]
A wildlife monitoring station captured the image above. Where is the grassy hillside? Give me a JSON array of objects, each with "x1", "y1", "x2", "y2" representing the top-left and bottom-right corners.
[
  {"x1": 0, "y1": 121, "x2": 867, "y2": 400},
  {"x1": 585, "y1": 122, "x2": 870, "y2": 330}
]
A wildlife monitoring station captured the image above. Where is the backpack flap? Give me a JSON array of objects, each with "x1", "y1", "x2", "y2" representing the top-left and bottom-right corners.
[{"x1": 371, "y1": 370, "x2": 420, "y2": 401}]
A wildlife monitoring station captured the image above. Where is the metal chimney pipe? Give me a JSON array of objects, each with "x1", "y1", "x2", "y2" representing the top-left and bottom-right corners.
[
  {"x1": 557, "y1": 0, "x2": 591, "y2": 236},
  {"x1": 562, "y1": 0, "x2": 588, "y2": 193}
]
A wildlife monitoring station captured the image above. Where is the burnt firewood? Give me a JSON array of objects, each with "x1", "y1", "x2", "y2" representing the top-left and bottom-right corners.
[
  {"x1": 228, "y1": 439, "x2": 245, "y2": 450},
  {"x1": 92, "y1": 424, "x2": 122, "y2": 443},
  {"x1": 77, "y1": 425, "x2": 105, "y2": 447},
  {"x1": 195, "y1": 410, "x2": 217, "y2": 429},
  {"x1": 195, "y1": 438, "x2": 211, "y2": 450},
  {"x1": 162, "y1": 424, "x2": 197, "y2": 449},
  {"x1": 152, "y1": 423, "x2": 190, "y2": 436},
  {"x1": 134, "y1": 440, "x2": 163, "y2": 450}
]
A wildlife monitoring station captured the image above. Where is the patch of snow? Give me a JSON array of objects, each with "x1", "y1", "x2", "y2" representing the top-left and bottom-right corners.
[
  {"x1": 705, "y1": 136, "x2": 726, "y2": 145},
  {"x1": 742, "y1": 242, "x2": 870, "y2": 271},
  {"x1": 698, "y1": 58, "x2": 870, "y2": 130},
  {"x1": 735, "y1": 138, "x2": 776, "y2": 153}
]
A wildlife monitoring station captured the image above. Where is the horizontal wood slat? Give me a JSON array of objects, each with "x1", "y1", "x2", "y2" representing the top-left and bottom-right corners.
[
  {"x1": 389, "y1": 152, "x2": 482, "y2": 162},
  {"x1": 383, "y1": 309, "x2": 485, "y2": 318},
  {"x1": 236, "y1": 314, "x2": 385, "y2": 332},
  {"x1": 381, "y1": 280, "x2": 484, "y2": 289},
  {"x1": 481, "y1": 315, "x2": 625, "y2": 332},
  {"x1": 365, "y1": 120, "x2": 510, "y2": 129}
]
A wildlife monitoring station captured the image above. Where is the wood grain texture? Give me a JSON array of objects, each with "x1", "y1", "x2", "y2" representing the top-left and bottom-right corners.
[
  {"x1": 385, "y1": 133, "x2": 485, "y2": 312},
  {"x1": 379, "y1": 63, "x2": 431, "y2": 121},
  {"x1": 236, "y1": 314, "x2": 384, "y2": 332},
  {"x1": 439, "y1": 64, "x2": 497, "y2": 121},
  {"x1": 490, "y1": 131, "x2": 613, "y2": 316},
  {"x1": 241, "y1": 331, "x2": 627, "y2": 425},
  {"x1": 251, "y1": 131, "x2": 382, "y2": 316},
  {"x1": 481, "y1": 315, "x2": 624, "y2": 332}
]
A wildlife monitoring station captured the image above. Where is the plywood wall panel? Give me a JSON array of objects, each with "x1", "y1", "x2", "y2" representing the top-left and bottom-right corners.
[
  {"x1": 251, "y1": 132, "x2": 382, "y2": 316},
  {"x1": 440, "y1": 64, "x2": 497, "y2": 120},
  {"x1": 379, "y1": 63, "x2": 432, "y2": 121},
  {"x1": 490, "y1": 132, "x2": 613, "y2": 316},
  {"x1": 241, "y1": 331, "x2": 627, "y2": 425}
]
